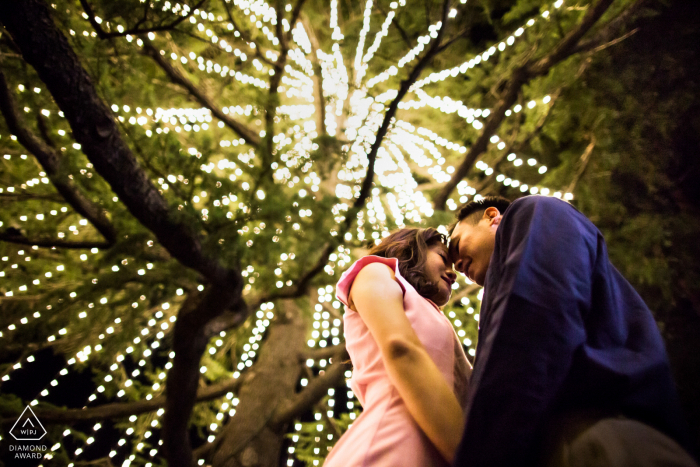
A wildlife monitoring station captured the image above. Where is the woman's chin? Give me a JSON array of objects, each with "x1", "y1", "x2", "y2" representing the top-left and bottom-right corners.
[{"x1": 435, "y1": 290, "x2": 451, "y2": 307}]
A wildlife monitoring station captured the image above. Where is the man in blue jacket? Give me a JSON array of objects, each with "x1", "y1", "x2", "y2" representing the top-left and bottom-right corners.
[{"x1": 449, "y1": 195, "x2": 697, "y2": 466}]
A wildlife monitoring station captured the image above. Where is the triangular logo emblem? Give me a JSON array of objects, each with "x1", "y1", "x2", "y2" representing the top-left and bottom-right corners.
[{"x1": 9, "y1": 406, "x2": 46, "y2": 441}]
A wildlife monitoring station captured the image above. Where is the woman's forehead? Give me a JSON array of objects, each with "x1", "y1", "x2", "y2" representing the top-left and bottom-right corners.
[{"x1": 429, "y1": 242, "x2": 448, "y2": 252}]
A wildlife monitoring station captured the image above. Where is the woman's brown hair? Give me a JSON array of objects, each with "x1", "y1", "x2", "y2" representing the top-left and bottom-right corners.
[{"x1": 368, "y1": 227, "x2": 447, "y2": 301}]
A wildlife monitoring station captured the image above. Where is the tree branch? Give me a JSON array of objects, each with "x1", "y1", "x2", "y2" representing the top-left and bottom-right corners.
[
  {"x1": 301, "y1": 15, "x2": 327, "y2": 138},
  {"x1": 474, "y1": 89, "x2": 561, "y2": 193},
  {"x1": 569, "y1": 0, "x2": 648, "y2": 56},
  {"x1": 0, "y1": 192, "x2": 64, "y2": 202},
  {"x1": 219, "y1": 0, "x2": 275, "y2": 67},
  {"x1": 473, "y1": 121, "x2": 523, "y2": 195},
  {"x1": 259, "y1": 241, "x2": 336, "y2": 303},
  {"x1": 300, "y1": 364, "x2": 343, "y2": 438},
  {"x1": 79, "y1": 0, "x2": 206, "y2": 39},
  {"x1": 0, "y1": 232, "x2": 111, "y2": 249},
  {"x1": 0, "y1": 349, "x2": 30, "y2": 391},
  {"x1": 388, "y1": 9, "x2": 414, "y2": 48},
  {"x1": 566, "y1": 135, "x2": 596, "y2": 194},
  {"x1": 303, "y1": 343, "x2": 346, "y2": 361},
  {"x1": 434, "y1": 0, "x2": 617, "y2": 209},
  {"x1": 356, "y1": 0, "x2": 452, "y2": 211},
  {"x1": 0, "y1": 69, "x2": 117, "y2": 245},
  {"x1": 261, "y1": 0, "x2": 308, "y2": 172},
  {"x1": 141, "y1": 41, "x2": 261, "y2": 147},
  {"x1": 317, "y1": 393, "x2": 342, "y2": 439},
  {"x1": 269, "y1": 348, "x2": 349, "y2": 428},
  {"x1": 163, "y1": 287, "x2": 247, "y2": 467},
  {"x1": 0, "y1": 7, "x2": 231, "y2": 283},
  {"x1": 1, "y1": 375, "x2": 243, "y2": 426},
  {"x1": 527, "y1": 0, "x2": 616, "y2": 76}
]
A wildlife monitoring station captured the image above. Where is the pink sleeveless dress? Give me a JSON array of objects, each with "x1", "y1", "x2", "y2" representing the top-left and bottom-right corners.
[{"x1": 323, "y1": 256, "x2": 471, "y2": 467}]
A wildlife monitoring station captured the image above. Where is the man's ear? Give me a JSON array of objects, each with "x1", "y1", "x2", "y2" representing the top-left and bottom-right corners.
[{"x1": 483, "y1": 207, "x2": 501, "y2": 225}]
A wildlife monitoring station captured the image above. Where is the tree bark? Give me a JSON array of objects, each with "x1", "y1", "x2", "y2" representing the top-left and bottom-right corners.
[
  {"x1": 208, "y1": 299, "x2": 307, "y2": 467},
  {"x1": 194, "y1": 300, "x2": 348, "y2": 467}
]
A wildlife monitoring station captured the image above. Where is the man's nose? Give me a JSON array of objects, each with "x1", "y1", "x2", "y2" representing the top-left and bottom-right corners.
[{"x1": 454, "y1": 259, "x2": 464, "y2": 274}]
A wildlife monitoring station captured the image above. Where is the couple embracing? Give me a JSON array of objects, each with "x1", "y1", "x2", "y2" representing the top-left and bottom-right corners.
[{"x1": 323, "y1": 195, "x2": 698, "y2": 467}]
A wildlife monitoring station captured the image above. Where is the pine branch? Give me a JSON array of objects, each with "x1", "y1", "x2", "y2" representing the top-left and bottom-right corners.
[
  {"x1": 79, "y1": 0, "x2": 206, "y2": 39},
  {"x1": 0, "y1": 69, "x2": 117, "y2": 245},
  {"x1": 0, "y1": 349, "x2": 30, "y2": 391},
  {"x1": 473, "y1": 125, "x2": 522, "y2": 195},
  {"x1": 1, "y1": 374, "x2": 243, "y2": 426},
  {"x1": 260, "y1": 0, "x2": 308, "y2": 172},
  {"x1": 303, "y1": 343, "x2": 346, "y2": 361},
  {"x1": 301, "y1": 15, "x2": 328, "y2": 138},
  {"x1": 355, "y1": 0, "x2": 452, "y2": 212},
  {"x1": 0, "y1": 4, "x2": 234, "y2": 283},
  {"x1": 219, "y1": 0, "x2": 276, "y2": 67},
  {"x1": 433, "y1": 0, "x2": 619, "y2": 209},
  {"x1": 141, "y1": 41, "x2": 261, "y2": 147},
  {"x1": 474, "y1": 89, "x2": 561, "y2": 193},
  {"x1": 566, "y1": 135, "x2": 596, "y2": 194},
  {"x1": 569, "y1": 0, "x2": 648, "y2": 56},
  {"x1": 0, "y1": 192, "x2": 64, "y2": 202},
  {"x1": 0, "y1": 232, "x2": 111, "y2": 249},
  {"x1": 262, "y1": 241, "x2": 337, "y2": 302}
]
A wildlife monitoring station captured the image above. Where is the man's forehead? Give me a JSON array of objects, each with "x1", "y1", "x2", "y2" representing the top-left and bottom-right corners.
[
  {"x1": 450, "y1": 220, "x2": 468, "y2": 241},
  {"x1": 448, "y1": 221, "x2": 467, "y2": 255}
]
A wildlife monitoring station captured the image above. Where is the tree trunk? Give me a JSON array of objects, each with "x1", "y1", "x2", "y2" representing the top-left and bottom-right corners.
[{"x1": 208, "y1": 299, "x2": 307, "y2": 467}]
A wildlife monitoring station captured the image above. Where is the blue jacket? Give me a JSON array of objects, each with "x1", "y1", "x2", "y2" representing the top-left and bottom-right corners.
[{"x1": 454, "y1": 196, "x2": 694, "y2": 466}]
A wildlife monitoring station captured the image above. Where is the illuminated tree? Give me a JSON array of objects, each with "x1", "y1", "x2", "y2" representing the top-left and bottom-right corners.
[{"x1": 0, "y1": 0, "x2": 668, "y2": 466}]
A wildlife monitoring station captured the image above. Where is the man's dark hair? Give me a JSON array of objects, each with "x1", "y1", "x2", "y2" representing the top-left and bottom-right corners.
[{"x1": 449, "y1": 196, "x2": 512, "y2": 233}]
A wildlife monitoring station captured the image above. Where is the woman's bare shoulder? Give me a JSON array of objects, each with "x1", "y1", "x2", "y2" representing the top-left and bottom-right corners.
[{"x1": 347, "y1": 261, "x2": 398, "y2": 311}]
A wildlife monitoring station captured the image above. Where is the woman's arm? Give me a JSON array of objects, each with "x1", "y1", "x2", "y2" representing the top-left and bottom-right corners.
[{"x1": 348, "y1": 262, "x2": 464, "y2": 463}]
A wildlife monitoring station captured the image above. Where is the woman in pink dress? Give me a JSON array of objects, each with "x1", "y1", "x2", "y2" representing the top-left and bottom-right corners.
[{"x1": 324, "y1": 227, "x2": 472, "y2": 467}]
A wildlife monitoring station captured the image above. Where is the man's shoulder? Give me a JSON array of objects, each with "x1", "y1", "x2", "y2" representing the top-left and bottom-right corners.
[
  {"x1": 503, "y1": 195, "x2": 599, "y2": 242},
  {"x1": 505, "y1": 195, "x2": 580, "y2": 220}
]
